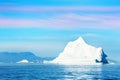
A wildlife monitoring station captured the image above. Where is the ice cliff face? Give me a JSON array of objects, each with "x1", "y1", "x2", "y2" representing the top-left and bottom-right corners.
[{"x1": 44, "y1": 37, "x2": 108, "y2": 65}]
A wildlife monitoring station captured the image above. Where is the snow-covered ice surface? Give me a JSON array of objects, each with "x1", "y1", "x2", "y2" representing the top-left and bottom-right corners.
[
  {"x1": 44, "y1": 37, "x2": 108, "y2": 65},
  {"x1": 16, "y1": 59, "x2": 29, "y2": 63}
]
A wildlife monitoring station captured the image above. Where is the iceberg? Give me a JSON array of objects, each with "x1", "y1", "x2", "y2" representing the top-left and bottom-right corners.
[
  {"x1": 44, "y1": 37, "x2": 108, "y2": 65},
  {"x1": 17, "y1": 59, "x2": 29, "y2": 63}
]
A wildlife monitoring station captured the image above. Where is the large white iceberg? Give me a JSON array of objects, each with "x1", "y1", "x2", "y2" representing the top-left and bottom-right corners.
[{"x1": 44, "y1": 37, "x2": 108, "y2": 65}]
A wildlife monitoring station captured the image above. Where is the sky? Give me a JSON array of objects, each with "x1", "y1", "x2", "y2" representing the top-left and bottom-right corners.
[{"x1": 0, "y1": 0, "x2": 120, "y2": 61}]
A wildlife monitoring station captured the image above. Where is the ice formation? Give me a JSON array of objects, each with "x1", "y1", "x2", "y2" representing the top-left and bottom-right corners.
[
  {"x1": 44, "y1": 37, "x2": 108, "y2": 65},
  {"x1": 17, "y1": 59, "x2": 29, "y2": 63}
]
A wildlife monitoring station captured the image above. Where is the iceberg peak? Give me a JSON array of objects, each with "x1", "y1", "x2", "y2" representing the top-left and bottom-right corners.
[{"x1": 75, "y1": 37, "x2": 86, "y2": 44}]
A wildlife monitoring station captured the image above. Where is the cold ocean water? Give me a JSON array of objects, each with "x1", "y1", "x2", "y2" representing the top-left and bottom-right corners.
[{"x1": 0, "y1": 64, "x2": 120, "y2": 80}]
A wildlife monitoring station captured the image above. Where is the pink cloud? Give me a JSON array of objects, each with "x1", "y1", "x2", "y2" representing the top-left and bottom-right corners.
[
  {"x1": 0, "y1": 6, "x2": 120, "y2": 29},
  {"x1": 0, "y1": 14, "x2": 120, "y2": 29}
]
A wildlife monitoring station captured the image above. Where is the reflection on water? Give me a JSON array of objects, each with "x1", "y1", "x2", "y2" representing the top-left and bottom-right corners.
[
  {"x1": 0, "y1": 64, "x2": 120, "y2": 80},
  {"x1": 63, "y1": 65, "x2": 102, "y2": 80}
]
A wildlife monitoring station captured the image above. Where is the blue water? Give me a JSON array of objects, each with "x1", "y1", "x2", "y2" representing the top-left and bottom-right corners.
[{"x1": 0, "y1": 64, "x2": 120, "y2": 80}]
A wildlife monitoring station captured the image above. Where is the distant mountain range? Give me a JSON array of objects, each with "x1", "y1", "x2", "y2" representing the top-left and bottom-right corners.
[{"x1": 0, "y1": 52, "x2": 53, "y2": 63}]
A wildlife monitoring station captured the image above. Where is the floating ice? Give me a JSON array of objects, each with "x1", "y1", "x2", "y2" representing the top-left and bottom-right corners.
[
  {"x1": 17, "y1": 59, "x2": 29, "y2": 63},
  {"x1": 44, "y1": 37, "x2": 108, "y2": 65}
]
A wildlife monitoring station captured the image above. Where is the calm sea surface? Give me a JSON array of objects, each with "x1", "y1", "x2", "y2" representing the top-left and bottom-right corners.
[{"x1": 0, "y1": 64, "x2": 119, "y2": 80}]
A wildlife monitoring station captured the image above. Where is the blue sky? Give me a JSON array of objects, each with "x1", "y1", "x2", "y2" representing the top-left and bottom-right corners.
[{"x1": 0, "y1": 0, "x2": 120, "y2": 61}]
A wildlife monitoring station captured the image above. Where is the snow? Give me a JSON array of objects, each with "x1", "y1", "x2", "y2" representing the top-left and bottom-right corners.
[
  {"x1": 44, "y1": 37, "x2": 108, "y2": 65},
  {"x1": 17, "y1": 59, "x2": 29, "y2": 63}
]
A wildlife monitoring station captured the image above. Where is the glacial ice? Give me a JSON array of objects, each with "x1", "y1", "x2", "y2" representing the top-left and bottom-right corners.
[
  {"x1": 17, "y1": 59, "x2": 29, "y2": 63},
  {"x1": 44, "y1": 37, "x2": 108, "y2": 65}
]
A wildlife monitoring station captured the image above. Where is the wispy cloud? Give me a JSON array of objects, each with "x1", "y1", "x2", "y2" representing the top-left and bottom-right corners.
[
  {"x1": 82, "y1": 33, "x2": 101, "y2": 37},
  {"x1": 0, "y1": 6, "x2": 120, "y2": 29},
  {"x1": 0, "y1": 13, "x2": 120, "y2": 29},
  {"x1": 0, "y1": 6, "x2": 120, "y2": 12},
  {"x1": 71, "y1": 33, "x2": 102, "y2": 39}
]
